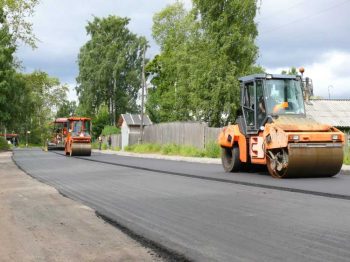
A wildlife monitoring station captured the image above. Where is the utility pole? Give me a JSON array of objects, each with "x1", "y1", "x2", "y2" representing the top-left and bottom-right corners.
[
  {"x1": 328, "y1": 85, "x2": 333, "y2": 99},
  {"x1": 140, "y1": 44, "x2": 147, "y2": 144}
]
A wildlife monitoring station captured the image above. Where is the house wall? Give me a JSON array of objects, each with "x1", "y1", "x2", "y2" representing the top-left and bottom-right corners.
[{"x1": 121, "y1": 121, "x2": 129, "y2": 150}]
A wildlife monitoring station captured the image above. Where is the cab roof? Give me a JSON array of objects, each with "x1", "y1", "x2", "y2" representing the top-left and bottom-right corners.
[
  {"x1": 239, "y1": 74, "x2": 299, "y2": 83},
  {"x1": 54, "y1": 118, "x2": 68, "y2": 123},
  {"x1": 68, "y1": 116, "x2": 91, "y2": 121}
]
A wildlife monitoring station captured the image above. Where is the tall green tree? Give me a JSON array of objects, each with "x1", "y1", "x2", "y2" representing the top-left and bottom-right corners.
[
  {"x1": 56, "y1": 100, "x2": 77, "y2": 118},
  {"x1": 0, "y1": 0, "x2": 38, "y2": 48},
  {"x1": 281, "y1": 67, "x2": 298, "y2": 75},
  {"x1": 0, "y1": 6, "x2": 18, "y2": 129},
  {"x1": 76, "y1": 16, "x2": 147, "y2": 125},
  {"x1": 20, "y1": 71, "x2": 68, "y2": 144},
  {"x1": 147, "y1": 1, "x2": 262, "y2": 127}
]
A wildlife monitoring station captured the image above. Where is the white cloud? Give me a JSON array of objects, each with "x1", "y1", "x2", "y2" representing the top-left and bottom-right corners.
[
  {"x1": 265, "y1": 50, "x2": 350, "y2": 99},
  {"x1": 66, "y1": 83, "x2": 78, "y2": 101},
  {"x1": 16, "y1": 0, "x2": 350, "y2": 102},
  {"x1": 307, "y1": 51, "x2": 350, "y2": 98}
]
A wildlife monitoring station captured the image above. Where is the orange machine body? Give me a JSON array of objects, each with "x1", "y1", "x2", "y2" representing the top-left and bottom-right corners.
[
  {"x1": 47, "y1": 118, "x2": 68, "y2": 150},
  {"x1": 219, "y1": 121, "x2": 345, "y2": 167},
  {"x1": 64, "y1": 117, "x2": 92, "y2": 156},
  {"x1": 218, "y1": 73, "x2": 344, "y2": 178}
]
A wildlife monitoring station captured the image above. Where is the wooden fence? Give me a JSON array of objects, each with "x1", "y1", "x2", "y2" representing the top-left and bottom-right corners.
[
  {"x1": 100, "y1": 122, "x2": 221, "y2": 150},
  {"x1": 143, "y1": 122, "x2": 221, "y2": 149},
  {"x1": 102, "y1": 134, "x2": 121, "y2": 148}
]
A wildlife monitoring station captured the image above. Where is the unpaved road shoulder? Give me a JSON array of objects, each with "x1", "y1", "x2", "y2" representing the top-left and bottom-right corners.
[{"x1": 0, "y1": 151, "x2": 160, "y2": 262}]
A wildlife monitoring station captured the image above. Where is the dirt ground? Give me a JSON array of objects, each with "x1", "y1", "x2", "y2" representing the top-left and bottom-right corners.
[{"x1": 0, "y1": 151, "x2": 161, "y2": 262}]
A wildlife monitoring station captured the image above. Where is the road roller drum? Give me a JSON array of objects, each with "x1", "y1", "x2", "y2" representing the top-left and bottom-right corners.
[
  {"x1": 71, "y1": 142, "x2": 91, "y2": 156},
  {"x1": 266, "y1": 143, "x2": 343, "y2": 178}
]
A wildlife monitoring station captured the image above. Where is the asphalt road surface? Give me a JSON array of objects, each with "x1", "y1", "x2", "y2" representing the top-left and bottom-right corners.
[{"x1": 13, "y1": 148, "x2": 350, "y2": 262}]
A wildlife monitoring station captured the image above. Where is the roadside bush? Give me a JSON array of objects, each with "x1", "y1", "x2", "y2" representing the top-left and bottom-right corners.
[
  {"x1": 125, "y1": 143, "x2": 161, "y2": 153},
  {"x1": 344, "y1": 148, "x2": 350, "y2": 165},
  {"x1": 204, "y1": 140, "x2": 221, "y2": 158},
  {"x1": 161, "y1": 144, "x2": 180, "y2": 155},
  {"x1": 91, "y1": 141, "x2": 99, "y2": 149},
  {"x1": 112, "y1": 146, "x2": 121, "y2": 151},
  {"x1": 101, "y1": 125, "x2": 121, "y2": 136},
  {"x1": 179, "y1": 145, "x2": 204, "y2": 157},
  {"x1": 0, "y1": 137, "x2": 10, "y2": 150},
  {"x1": 124, "y1": 142, "x2": 221, "y2": 158}
]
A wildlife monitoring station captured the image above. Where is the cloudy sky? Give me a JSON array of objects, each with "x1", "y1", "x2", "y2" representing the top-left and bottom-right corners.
[{"x1": 17, "y1": 0, "x2": 350, "y2": 101}]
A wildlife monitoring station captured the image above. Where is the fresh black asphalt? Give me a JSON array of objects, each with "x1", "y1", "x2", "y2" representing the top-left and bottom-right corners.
[{"x1": 13, "y1": 148, "x2": 350, "y2": 262}]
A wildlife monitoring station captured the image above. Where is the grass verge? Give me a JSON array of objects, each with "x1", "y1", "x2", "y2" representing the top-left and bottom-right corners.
[
  {"x1": 125, "y1": 141, "x2": 220, "y2": 158},
  {"x1": 0, "y1": 137, "x2": 10, "y2": 150},
  {"x1": 343, "y1": 148, "x2": 350, "y2": 165}
]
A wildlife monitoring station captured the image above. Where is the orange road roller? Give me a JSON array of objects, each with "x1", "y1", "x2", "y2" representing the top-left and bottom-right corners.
[
  {"x1": 65, "y1": 117, "x2": 92, "y2": 156},
  {"x1": 218, "y1": 72, "x2": 344, "y2": 178}
]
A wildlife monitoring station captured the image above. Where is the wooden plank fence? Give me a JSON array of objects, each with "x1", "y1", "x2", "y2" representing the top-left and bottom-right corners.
[
  {"x1": 100, "y1": 122, "x2": 221, "y2": 150},
  {"x1": 143, "y1": 122, "x2": 221, "y2": 149}
]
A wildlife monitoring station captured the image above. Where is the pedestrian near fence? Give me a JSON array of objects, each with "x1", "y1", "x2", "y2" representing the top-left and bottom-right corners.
[{"x1": 98, "y1": 136, "x2": 102, "y2": 150}]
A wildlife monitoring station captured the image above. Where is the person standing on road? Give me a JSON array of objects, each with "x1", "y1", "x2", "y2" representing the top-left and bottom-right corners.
[
  {"x1": 108, "y1": 135, "x2": 112, "y2": 149},
  {"x1": 98, "y1": 136, "x2": 102, "y2": 150}
]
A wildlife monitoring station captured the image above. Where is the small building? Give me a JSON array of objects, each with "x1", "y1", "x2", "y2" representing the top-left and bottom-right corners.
[
  {"x1": 118, "y1": 114, "x2": 152, "y2": 149},
  {"x1": 306, "y1": 99, "x2": 350, "y2": 142}
]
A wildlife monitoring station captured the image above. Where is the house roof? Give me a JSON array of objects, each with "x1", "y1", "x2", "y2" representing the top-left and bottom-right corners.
[
  {"x1": 119, "y1": 114, "x2": 152, "y2": 127},
  {"x1": 305, "y1": 99, "x2": 350, "y2": 128}
]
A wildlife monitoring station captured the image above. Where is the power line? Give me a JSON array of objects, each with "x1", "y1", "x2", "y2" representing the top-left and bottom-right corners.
[
  {"x1": 257, "y1": 0, "x2": 306, "y2": 22},
  {"x1": 261, "y1": 0, "x2": 350, "y2": 34}
]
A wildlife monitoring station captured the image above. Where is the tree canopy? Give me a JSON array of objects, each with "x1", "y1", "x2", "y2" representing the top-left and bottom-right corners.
[
  {"x1": 76, "y1": 16, "x2": 147, "y2": 125},
  {"x1": 0, "y1": 0, "x2": 38, "y2": 48},
  {"x1": 0, "y1": 6, "x2": 20, "y2": 128},
  {"x1": 146, "y1": 0, "x2": 262, "y2": 127}
]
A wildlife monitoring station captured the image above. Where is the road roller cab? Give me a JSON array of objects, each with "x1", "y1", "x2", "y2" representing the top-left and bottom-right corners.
[
  {"x1": 65, "y1": 117, "x2": 92, "y2": 156},
  {"x1": 218, "y1": 72, "x2": 345, "y2": 178}
]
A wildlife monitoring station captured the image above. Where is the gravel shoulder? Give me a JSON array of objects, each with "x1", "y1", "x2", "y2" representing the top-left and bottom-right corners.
[{"x1": 0, "y1": 151, "x2": 160, "y2": 262}]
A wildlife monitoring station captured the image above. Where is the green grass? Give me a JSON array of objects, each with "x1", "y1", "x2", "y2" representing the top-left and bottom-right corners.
[
  {"x1": 344, "y1": 148, "x2": 350, "y2": 165},
  {"x1": 124, "y1": 142, "x2": 221, "y2": 158},
  {"x1": 112, "y1": 146, "x2": 121, "y2": 151},
  {"x1": 0, "y1": 137, "x2": 10, "y2": 150},
  {"x1": 17, "y1": 143, "x2": 42, "y2": 148},
  {"x1": 124, "y1": 143, "x2": 161, "y2": 153},
  {"x1": 91, "y1": 141, "x2": 100, "y2": 149}
]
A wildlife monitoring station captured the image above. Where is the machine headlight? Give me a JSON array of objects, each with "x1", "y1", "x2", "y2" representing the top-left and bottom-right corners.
[
  {"x1": 293, "y1": 135, "x2": 299, "y2": 141},
  {"x1": 332, "y1": 135, "x2": 338, "y2": 140}
]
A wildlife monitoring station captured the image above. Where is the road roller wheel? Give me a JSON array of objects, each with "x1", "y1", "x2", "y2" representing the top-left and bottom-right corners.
[
  {"x1": 266, "y1": 149, "x2": 288, "y2": 178},
  {"x1": 221, "y1": 145, "x2": 241, "y2": 172}
]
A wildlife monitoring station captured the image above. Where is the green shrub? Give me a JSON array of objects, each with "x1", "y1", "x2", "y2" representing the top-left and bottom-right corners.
[
  {"x1": 344, "y1": 148, "x2": 350, "y2": 165},
  {"x1": 101, "y1": 125, "x2": 121, "y2": 136},
  {"x1": 124, "y1": 145, "x2": 135, "y2": 152},
  {"x1": 17, "y1": 143, "x2": 41, "y2": 148},
  {"x1": 123, "y1": 142, "x2": 220, "y2": 158},
  {"x1": 204, "y1": 140, "x2": 221, "y2": 158},
  {"x1": 179, "y1": 145, "x2": 204, "y2": 157},
  {"x1": 0, "y1": 137, "x2": 10, "y2": 150},
  {"x1": 112, "y1": 146, "x2": 121, "y2": 151},
  {"x1": 161, "y1": 144, "x2": 180, "y2": 155},
  {"x1": 91, "y1": 142, "x2": 99, "y2": 149},
  {"x1": 102, "y1": 143, "x2": 108, "y2": 150},
  {"x1": 125, "y1": 143, "x2": 161, "y2": 153}
]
